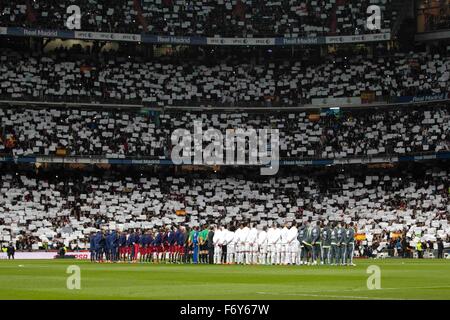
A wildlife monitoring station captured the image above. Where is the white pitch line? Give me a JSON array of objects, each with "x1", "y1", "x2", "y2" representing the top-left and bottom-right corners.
[
  {"x1": 256, "y1": 284, "x2": 450, "y2": 299},
  {"x1": 256, "y1": 292, "x2": 401, "y2": 300},
  {"x1": 365, "y1": 285, "x2": 450, "y2": 291},
  {"x1": 333, "y1": 285, "x2": 450, "y2": 292}
]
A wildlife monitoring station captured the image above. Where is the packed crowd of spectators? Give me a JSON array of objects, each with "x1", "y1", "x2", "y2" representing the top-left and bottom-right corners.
[
  {"x1": 0, "y1": 0, "x2": 136, "y2": 33},
  {"x1": 0, "y1": 0, "x2": 396, "y2": 37},
  {"x1": 0, "y1": 105, "x2": 449, "y2": 159},
  {"x1": 0, "y1": 163, "x2": 448, "y2": 253},
  {"x1": 0, "y1": 106, "x2": 167, "y2": 158},
  {"x1": 0, "y1": 47, "x2": 448, "y2": 106}
]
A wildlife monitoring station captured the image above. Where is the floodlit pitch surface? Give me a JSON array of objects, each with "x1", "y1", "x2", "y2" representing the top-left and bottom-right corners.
[{"x1": 0, "y1": 259, "x2": 449, "y2": 299}]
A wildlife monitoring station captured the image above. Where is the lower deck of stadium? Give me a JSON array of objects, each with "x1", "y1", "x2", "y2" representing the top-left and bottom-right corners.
[
  {"x1": 0, "y1": 163, "x2": 447, "y2": 232},
  {"x1": 0, "y1": 160, "x2": 448, "y2": 260}
]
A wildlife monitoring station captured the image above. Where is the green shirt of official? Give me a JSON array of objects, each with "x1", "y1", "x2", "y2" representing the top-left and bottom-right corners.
[{"x1": 200, "y1": 229, "x2": 209, "y2": 244}]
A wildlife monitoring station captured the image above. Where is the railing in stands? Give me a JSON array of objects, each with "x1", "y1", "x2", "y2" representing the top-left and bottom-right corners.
[{"x1": 0, "y1": 95, "x2": 449, "y2": 111}]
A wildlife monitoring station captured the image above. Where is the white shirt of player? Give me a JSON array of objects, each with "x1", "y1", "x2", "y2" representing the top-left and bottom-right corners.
[
  {"x1": 221, "y1": 227, "x2": 229, "y2": 246},
  {"x1": 267, "y1": 226, "x2": 275, "y2": 244},
  {"x1": 247, "y1": 226, "x2": 258, "y2": 245},
  {"x1": 234, "y1": 227, "x2": 242, "y2": 244},
  {"x1": 240, "y1": 226, "x2": 250, "y2": 244},
  {"x1": 257, "y1": 229, "x2": 268, "y2": 246},
  {"x1": 287, "y1": 225, "x2": 298, "y2": 244},
  {"x1": 268, "y1": 226, "x2": 281, "y2": 244},
  {"x1": 225, "y1": 229, "x2": 236, "y2": 245},
  {"x1": 281, "y1": 226, "x2": 289, "y2": 244},
  {"x1": 213, "y1": 227, "x2": 222, "y2": 246}
]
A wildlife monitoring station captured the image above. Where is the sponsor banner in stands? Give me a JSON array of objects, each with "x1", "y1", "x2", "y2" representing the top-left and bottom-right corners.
[
  {"x1": 399, "y1": 153, "x2": 450, "y2": 162},
  {"x1": 74, "y1": 31, "x2": 141, "y2": 42},
  {"x1": 394, "y1": 93, "x2": 449, "y2": 103},
  {"x1": 143, "y1": 35, "x2": 205, "y2": 45},
  {"x1": 207, "y1": 37, "x2": 276, "y2": 46},
  {"x1": 3, "y1": 152, "x2": 450, "y2": 166},
  {"x1": 276, "y1": 37, "x2": 324, "y2": 45},
  {"x1": 0, "y1": 251, "x2": 90, "y2": 260},
  {"x1": 334, "y1": 156, "x2": 399, "y2": 164},
  {"x1": 0, "y1": 27, "x2": 392, "y2": 46},
  {"x1": 311, "y1": 97, "x2": 362, "y2": 106},
  {"x1": 7, "y1": 27, "x2": 74, "y2": 39},
  {"x1": 282, "y1": 159, "x2": 331, "y2": 166},
  {"x1": 17, "y1": 157, "x2": 37, "y2": 163},
  {"x1": 35, "y1": 157, "x2": 108, "y2": 164},
  {"x1": 131, "y1": 159, "x2": 174, "y2": 165},
  {"x1": 0, "y1": 156, "x2": 36, "y2": 163},
  {"x1": 325, "y1": 32, "x2": 391, "y2": 44}
]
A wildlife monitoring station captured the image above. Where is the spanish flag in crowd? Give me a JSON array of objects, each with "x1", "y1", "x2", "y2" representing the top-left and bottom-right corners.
[
  {"x1": 355, "y1": 233, "x2": 366, "y2": 241},
  {"x1": 390, "y1": 232, "x2": 403, "y2": 239},
  {"x1": 176, "y1": 210, "x2": 186, "y2": 216}
]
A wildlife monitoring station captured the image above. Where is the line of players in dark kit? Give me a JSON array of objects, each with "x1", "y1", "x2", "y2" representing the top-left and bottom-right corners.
[{"x1": 89, "y1": 225, "x2": 207, "y2": 264}]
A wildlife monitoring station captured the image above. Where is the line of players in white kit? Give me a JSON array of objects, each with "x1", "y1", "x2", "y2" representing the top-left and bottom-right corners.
[{"x1": 212, "y1": 221, "x2": 356, "y2": 266}]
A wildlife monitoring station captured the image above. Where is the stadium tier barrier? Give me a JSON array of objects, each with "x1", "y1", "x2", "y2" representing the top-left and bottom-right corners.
[
  {"x1": 0, "y1": 26, "x2": 392, "y2": 45},
  {"x1": 0, "y1": 250, "x2": 90, "y2": 260},
  {"x1": 1, "y1": 151, "x2": 450, "y2": 167}
]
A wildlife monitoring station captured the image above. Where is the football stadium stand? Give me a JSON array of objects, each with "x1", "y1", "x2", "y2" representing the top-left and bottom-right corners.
[
  {"x1": 0, "y1": 0, "x2": 397, "y2": 36},
  {"x1": 0, "y1": 48, "x2": 448, "y2": 106},
  {"x1": 0, "y1": 105, "x2": 449, "y2": 159}
]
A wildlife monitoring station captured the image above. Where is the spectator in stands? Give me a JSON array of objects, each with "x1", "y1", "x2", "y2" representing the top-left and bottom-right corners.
[
  {"x1": 7, "y1": 243, "x2": 15, "y2": 259},
  {"x1": 401, "y1": 236, "x2": 408, "y2": 258},
  {"x1": 416, "y1": 241, "x2": 423, "y2": 259},
  {"x1": 437, "y1": 238, "x2": 444, "y2": 259}
]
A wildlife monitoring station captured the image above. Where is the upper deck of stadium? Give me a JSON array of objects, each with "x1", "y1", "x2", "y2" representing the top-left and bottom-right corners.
[{"x1": 1, "y1": 0, "x2": 399, "y2": 37}]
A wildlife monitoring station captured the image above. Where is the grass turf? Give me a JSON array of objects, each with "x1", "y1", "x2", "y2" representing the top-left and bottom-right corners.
[{"x1": 0, "y1": 259, "x2": 449, "y2": 300}]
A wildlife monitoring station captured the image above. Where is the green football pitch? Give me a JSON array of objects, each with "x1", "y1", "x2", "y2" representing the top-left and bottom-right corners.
[{"x1": 0, "y1": 259, "x2": 449, "y2": 300}]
